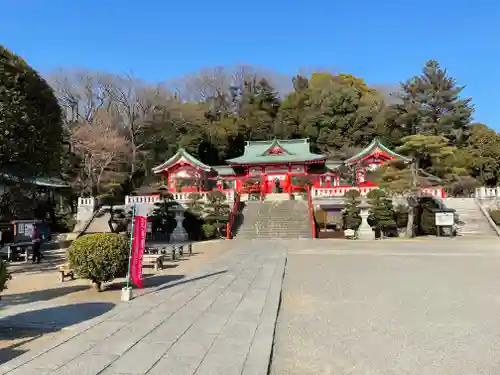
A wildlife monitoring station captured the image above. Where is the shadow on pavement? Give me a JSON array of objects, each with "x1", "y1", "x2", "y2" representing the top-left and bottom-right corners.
[
  {"x1": 0, "y1": 285, "x2": 90, "y2": 306},
  {"x1": 155, "y1": 269, "x2": 227, "y2": 292},
  {"x1": 0, "y1": 302, "x2": 115, "y2": 364},
  {"x1": 101, "y1": 274, "x2": 186, "y2": 292}
]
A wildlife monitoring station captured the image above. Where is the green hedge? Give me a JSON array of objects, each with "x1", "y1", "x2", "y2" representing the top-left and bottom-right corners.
[{"x1": 68, "y1": 233, "x2": 128, "y2": 289}]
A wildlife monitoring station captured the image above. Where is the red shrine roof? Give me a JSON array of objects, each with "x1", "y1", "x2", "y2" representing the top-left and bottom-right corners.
[
  {"x1": 226, "y1": 138, "x2": 325, "y2": 165},
  {"x1": 344, "y1": 138, "x2": 410, "y2": 165},
  {"x1": 152, "y1": 148, "x2": 212, "y2": 174}
]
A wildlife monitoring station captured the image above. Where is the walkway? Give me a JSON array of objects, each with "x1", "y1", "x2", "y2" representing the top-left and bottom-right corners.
[{"x1": 0, "y1": 241, "x2": 286, "y2": 375}]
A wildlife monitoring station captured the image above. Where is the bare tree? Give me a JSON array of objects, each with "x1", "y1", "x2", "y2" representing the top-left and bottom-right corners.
[
  {"x1": 71, "y1": 109, "x2": 129, "y2": 195},
  {"x1": 102, "y1": 73, "x2": 168, "y2": 175},
  {"x1": 49, "y1": 68, "x2": 116, "y2": 124},
  {"x1": 165, "y1": 64, "x2": 293, "y2": 102}
]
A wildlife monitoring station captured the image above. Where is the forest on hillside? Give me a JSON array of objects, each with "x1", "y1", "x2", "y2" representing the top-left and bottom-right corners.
[{"x1": 49, "y1": 60, "x2": 496, "y2": 198}]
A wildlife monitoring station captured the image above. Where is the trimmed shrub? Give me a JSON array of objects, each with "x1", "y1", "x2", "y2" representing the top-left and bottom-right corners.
[
  {"x1": 366, "y1": 189, "x2": 396, "y2": 235},
  {"x1": 68, "y1": 233, "x2": 128, "y2": 290},
  {"x1": 342, "y1": 190, "x2": 362, "y2": 231},
  {"x1": 202, "y1": 223, "x2": 216, "y2": 239}
]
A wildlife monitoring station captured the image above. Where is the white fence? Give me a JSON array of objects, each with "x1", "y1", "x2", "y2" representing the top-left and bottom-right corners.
[
  {"x1": 311, "y1": 186, "x2": 378, "y2": 198},
  {"x1": 311, "y1": 186, "x2": 445, "y2": 199},
  {"x1": 475, "y1": 187, "x2": 500, "y2": 199},
  {"x1": 79, "y1": 186, "x2": 448, "y2": 209},
  {"x1": 77, "y1": 197, "x2": 95, "y2": 206},
  {"x1": 124, "y1": 190, "x2": 236, "y2": 205}
]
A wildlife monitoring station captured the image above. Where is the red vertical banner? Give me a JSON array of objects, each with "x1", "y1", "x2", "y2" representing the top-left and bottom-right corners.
[{"x1": 130, "y1": 215, "x2": 146, "y2": 288}]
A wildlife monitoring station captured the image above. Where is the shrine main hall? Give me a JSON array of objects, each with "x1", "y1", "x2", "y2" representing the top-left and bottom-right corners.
[{"x1": 150, "y1": 137, "x2": 415, "y2": 196}]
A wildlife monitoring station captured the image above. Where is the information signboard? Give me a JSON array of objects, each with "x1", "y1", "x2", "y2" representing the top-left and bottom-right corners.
[{"x1": 435, "y1": 212, "x2": 454, "y2": 226}]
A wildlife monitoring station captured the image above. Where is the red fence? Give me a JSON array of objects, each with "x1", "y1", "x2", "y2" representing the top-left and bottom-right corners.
[{"x1": 306, "y1": 186, "x2": 317, "y2": 238}]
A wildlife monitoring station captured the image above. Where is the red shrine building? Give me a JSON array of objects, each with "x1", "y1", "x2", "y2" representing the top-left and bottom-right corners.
[{"x1": 151, "y1": 137, "x2": 422, "y2": 197}]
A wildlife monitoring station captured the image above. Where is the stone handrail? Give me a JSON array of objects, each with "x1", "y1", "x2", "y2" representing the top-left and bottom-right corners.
[{"x1": 476, "y1": 199, "x2": 500, "y2": 237}]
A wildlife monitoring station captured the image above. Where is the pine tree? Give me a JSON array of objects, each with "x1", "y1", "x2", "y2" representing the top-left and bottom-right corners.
[
  {"x1": 342, "y1": 190, "x2": 362, "y2": 232},
  {"x1": 367, "y1": 189, "x2": 396, "y2": 237},
  {"x1": 236, "y1": 78, "x2": 281, "y2": 141},
  {"x1": 392, "y1": 60, "x2": 474, "y2": 144},
  {"x1": 203, "y1": 191, "x2": 230, "y2": 236}
]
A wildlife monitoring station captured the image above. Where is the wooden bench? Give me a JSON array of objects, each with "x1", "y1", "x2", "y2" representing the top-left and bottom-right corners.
[
  {"x1": 142, "y1": 254, "x2": 166, "y2": 271},
  {"x1": 58, "y1": 263, "x2": 74, "y2": 282}
]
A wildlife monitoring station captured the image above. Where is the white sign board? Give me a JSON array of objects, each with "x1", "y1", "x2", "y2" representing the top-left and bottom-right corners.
[{"x1": 435, "y1": 212, "x2": 454, "y2": 226}]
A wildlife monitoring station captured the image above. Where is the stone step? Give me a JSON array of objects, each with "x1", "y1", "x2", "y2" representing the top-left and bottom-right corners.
[
  {"x1": 236, "y1": 200, "x2": 312, "y2": 239},
  {"x1": 442, "y1": 198, "x2": 497, "y2": 237}
]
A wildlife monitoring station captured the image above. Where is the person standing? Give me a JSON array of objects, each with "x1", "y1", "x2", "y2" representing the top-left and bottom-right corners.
[{"x1": 31, "y1": 224, "x2": 42, "y2": 264}]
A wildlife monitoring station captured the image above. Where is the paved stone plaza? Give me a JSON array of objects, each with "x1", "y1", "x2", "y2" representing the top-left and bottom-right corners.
[
  {"x1": 272, "y1": 238, "x2": 500, "y2": 375},
  {"x1": 2, "y1": 238, "x2": 500, "y2": 374},
  {"x1": 0, "y1": 242, "x2": 286, "y2": 375}
]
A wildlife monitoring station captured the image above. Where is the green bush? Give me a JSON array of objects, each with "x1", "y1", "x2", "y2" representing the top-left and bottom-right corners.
[
  {"x1": 366, "y1": 189, "x2": 396, "y2": 233},
  {"x1": 490, "y1": 209, "x2": 500, "y2": 226},
  {"x1": 68, "y1": 233, "x2": 128, "y2": 289},
  {"x1": 0, "y1": 259, "x2": 10, "y2": 293},
  {"x1": 202, "y1": 223, "x2": 217, "y2": 239},
  {"x1": 342, "y1": 190, "x2": 362, "y2": 230}
]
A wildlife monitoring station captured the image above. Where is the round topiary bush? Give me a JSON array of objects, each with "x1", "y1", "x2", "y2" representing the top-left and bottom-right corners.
[
  {"x1": 202, "y1": 223, "x2": 216, "y2": 239},
  {"x1": 68, "y1": 233, "x2": 128, "y2": 291}
]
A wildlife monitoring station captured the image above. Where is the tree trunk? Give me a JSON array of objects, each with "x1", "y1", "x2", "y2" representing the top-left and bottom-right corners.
[
  {"x1": 406, "y1": 205, "x2": 415, "y2": 238},
  {"x1": 92, "y1": 281, "x2": 102, "y2": 292}
]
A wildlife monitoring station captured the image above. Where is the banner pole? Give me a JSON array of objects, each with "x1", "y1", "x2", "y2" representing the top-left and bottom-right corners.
[{"x1": 126, "y1": 203, "x2": 136, "y2": 289}]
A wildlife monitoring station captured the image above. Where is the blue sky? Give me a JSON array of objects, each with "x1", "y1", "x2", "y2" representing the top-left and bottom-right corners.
[{"x1": 1, "y1": 0, "x2": 499, "y2": 127}]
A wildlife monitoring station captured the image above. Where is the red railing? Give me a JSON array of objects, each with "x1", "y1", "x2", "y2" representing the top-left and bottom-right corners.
[
  {"x1": 306, "y1": 186, "x2": 317, "y2": 238},
  {"x1": 226, "y1": 192, "x2": 240, "y2": 240}
]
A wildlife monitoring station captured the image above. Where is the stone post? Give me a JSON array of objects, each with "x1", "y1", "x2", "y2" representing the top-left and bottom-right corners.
[{"x1": 171, "y1": 208, "x2": 188, "y2": 243}]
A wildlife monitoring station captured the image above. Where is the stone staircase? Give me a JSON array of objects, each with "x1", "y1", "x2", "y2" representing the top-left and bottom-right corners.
[
  {"x1": 235, "y1": 200, "x2": 313, "y2": 239},
  {"x1": 443, "y1": 198, "x2": 497, "y2": 237}
]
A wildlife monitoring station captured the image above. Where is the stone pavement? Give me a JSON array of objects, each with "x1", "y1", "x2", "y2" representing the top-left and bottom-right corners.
[
  {"x1": 0, "y1": 241, "x2": 286, "y2": 375},
  {"x1": 271, "y1": 238, "x2": 500, "y2": 375}
]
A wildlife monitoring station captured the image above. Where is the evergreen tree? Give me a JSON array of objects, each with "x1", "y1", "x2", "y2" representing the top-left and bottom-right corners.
[
  {"x1": 342, "y1": 190, "x2": 362, "y2": 232},
  {"x1": 236, "y1": 78, "x2": 281, "y2": 141},
  {"x1": 366, "y1": 189, "x2": 396, "y2": 236},
  {"x1": 391, "y1": 60, "x2": 474, "y2": 144},
  {"x1": 275, "y1": 75, "x2": 309, "y2": 139},
  {"x1": 0, "y1": 45, "x2": 64, "y2": 177},
  {"x1": 459, "y1": 124, "x2": 500, "y2": 185},
  {"x1": 203, "y1": 190, "x2": 230, "y2": 236},
  {"x1": 280, "y1": 72, "x2": 382, "y2": 153},
  {"x1": 396, "y1": 134, "x2": 456, "y2": 179}
]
